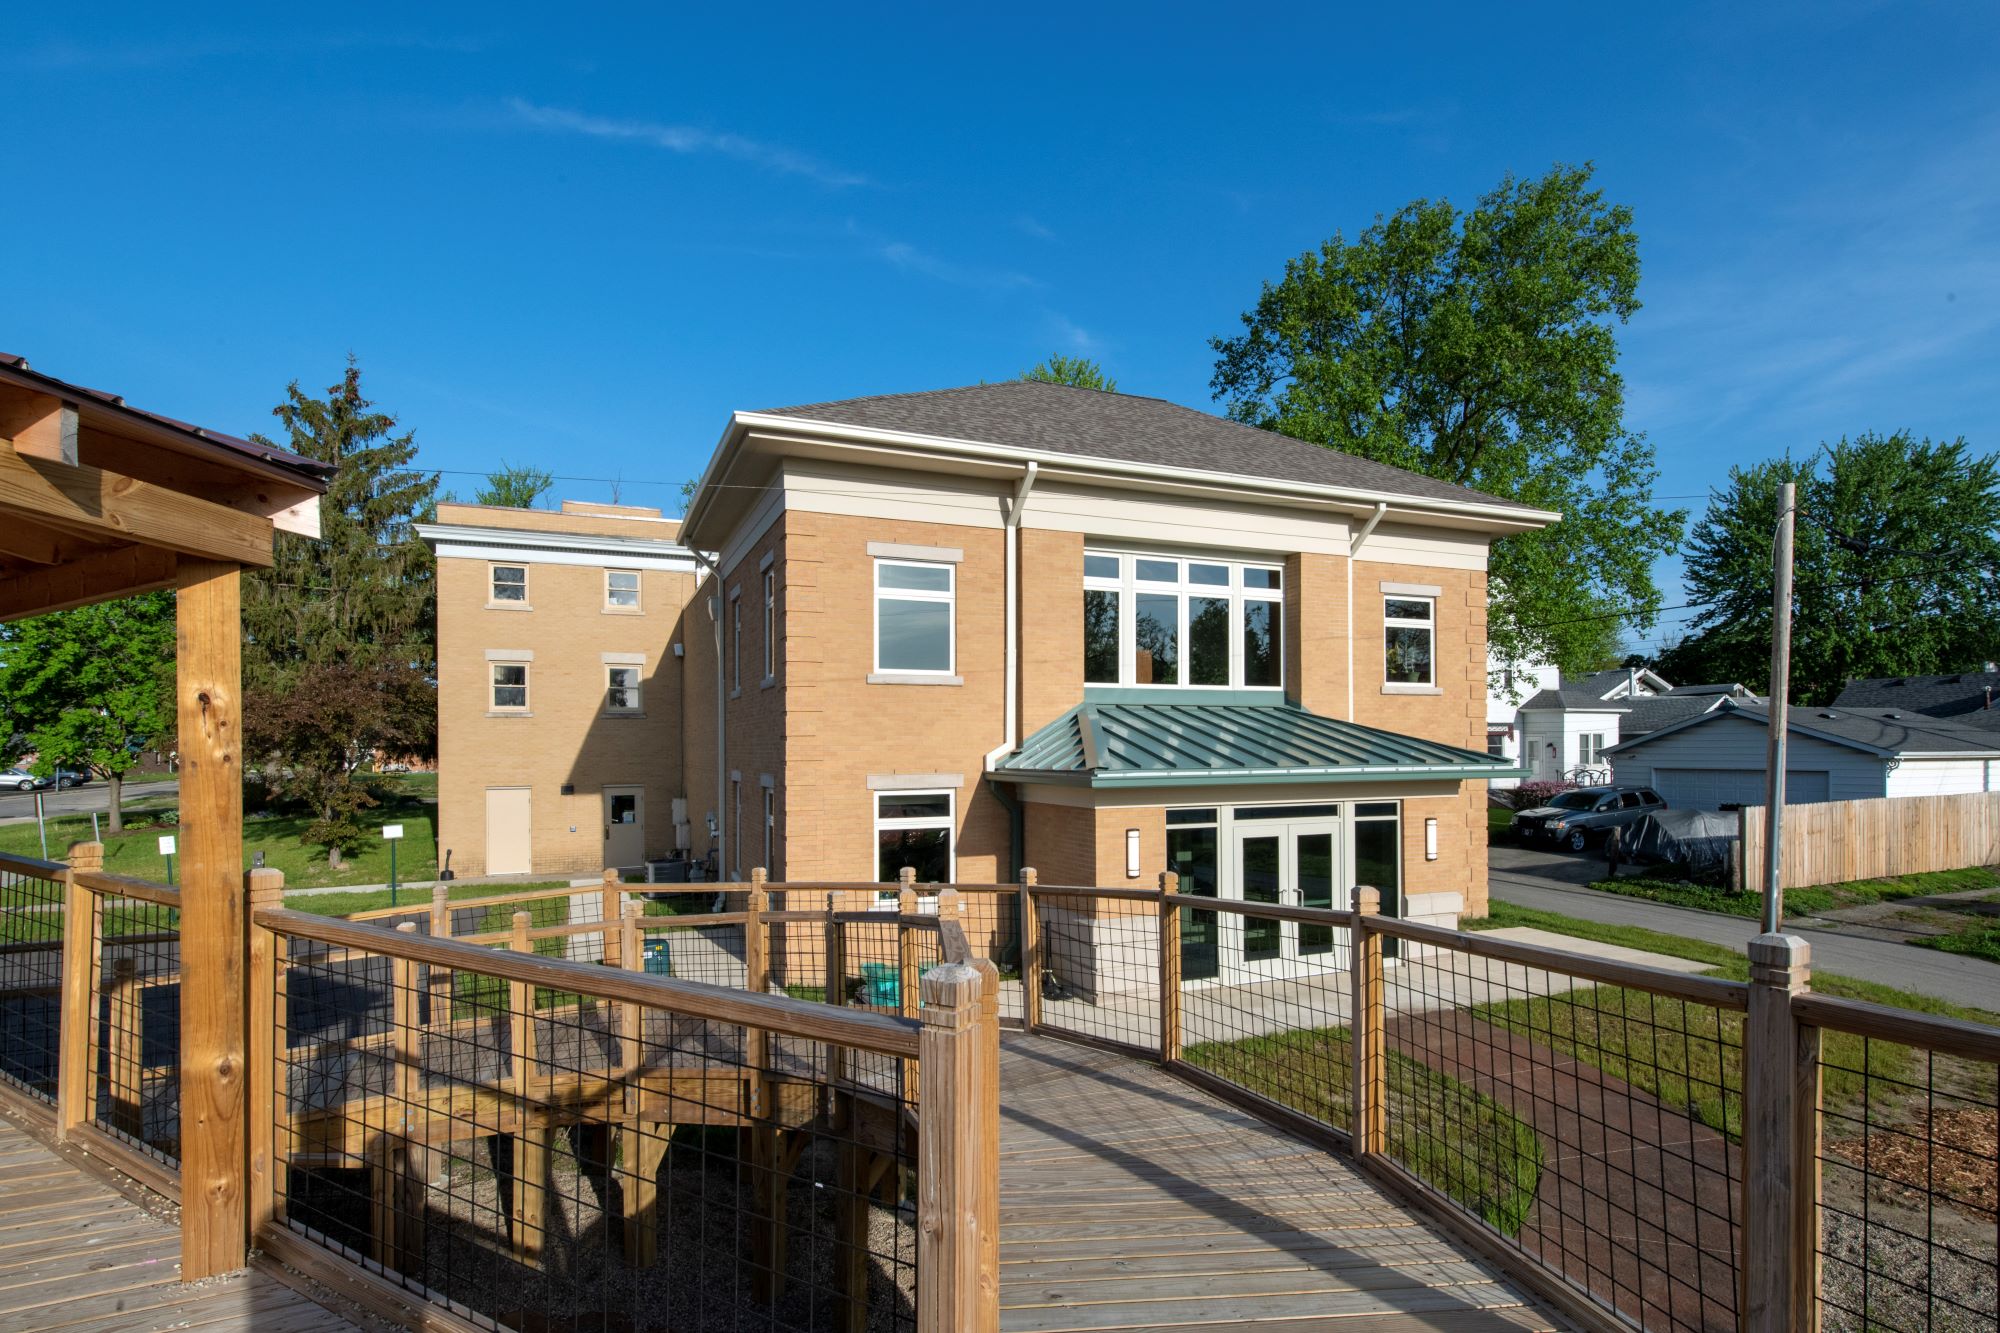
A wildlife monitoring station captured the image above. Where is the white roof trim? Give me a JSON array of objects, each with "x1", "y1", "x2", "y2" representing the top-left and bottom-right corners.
[{"x1": 416, "y1": 522, "x2": 701, "y2": 573}]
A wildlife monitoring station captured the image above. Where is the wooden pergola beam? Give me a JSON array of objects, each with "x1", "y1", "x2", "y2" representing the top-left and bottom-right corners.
[
  {"x1": 0, "y1": 443, "x2": 274, "y2": 568},
  {"x1": 0, "y1": 383, "x2": 79, "y2": 466},
  {"x1": 0, "y1": 543, "x2": 177, "y2": 621},
  {"x1": 0, "y1": 512, "x2": 80, "y2": 565}
]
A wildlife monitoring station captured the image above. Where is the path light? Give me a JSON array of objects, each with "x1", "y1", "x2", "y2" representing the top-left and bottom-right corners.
[{"x1": 1424, "y1": 817, "x2": 1438, "y2": 861}]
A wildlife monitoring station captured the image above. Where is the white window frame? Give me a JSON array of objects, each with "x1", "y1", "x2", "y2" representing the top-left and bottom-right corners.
[
  {"x1": 730, "y1": 591, "x2": 742, "y2": 693},
  {"x1": 1384, "y1": 595, "x2": 1436, "y2": 687},
  {"x1": 872, "y1": 559, "x2": 956, "y2": 677},
  {"x1": 605, "y1": 664, "x2": 642, "y2": 714},
  {"x1": 873, "y1": 788, "x2": 955, "y2": 902},
  {"x1": 762, "y1": 785, "x2": 774, "y2": 873},
  {"x1": 488, "y1": 563, "x2": 528, "y2": 607},
  {"x1": 1082, "y1": 550, "x2": 1284, "y2": 690},
  {"x1": 489, "y1": 661, "x2": 530, "y2": 712},
  {"x1": 605, "y1": 568, "x2": 641, "y2": 612},
  {"x1": 1579, "y1": 733, "x2": 1608, "y2": 766},
  {"x1": 762, "y1": 569, "x2": 776, "y2": 683}
]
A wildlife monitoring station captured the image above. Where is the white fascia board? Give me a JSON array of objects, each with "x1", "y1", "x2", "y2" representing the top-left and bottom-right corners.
[
  {"x1": 415, "y1": 523, "x2": 702, "y2": 573},
  {"x1": 707, "y1": 412, "x2": 1562, "y2": 534}
]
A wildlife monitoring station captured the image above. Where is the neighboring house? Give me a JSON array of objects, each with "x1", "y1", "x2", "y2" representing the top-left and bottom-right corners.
[
  {"x1": 1514, "y1": 666, "x2": 1757, "y2": 782},
  {"x1": 417, "y1": 501, "x2": 702, "y2": 877},
  {"x1": 1604, "y1": 698, "x2": 2000, "y2": 810},
  {"x1": 1833, "y1": 668, "x2": 2000, "y2": 729},
  {"x1": 677, "y1": 379, "x2": 1554, "y2": 951},
  {"x1": 1485, "y1": 651, "x2": 1557, "y2": 789}
]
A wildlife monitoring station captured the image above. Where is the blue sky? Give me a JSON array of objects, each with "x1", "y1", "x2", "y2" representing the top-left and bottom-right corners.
[{"x1": 5, "y1": 3, "x2": 1997, "y2": 654}]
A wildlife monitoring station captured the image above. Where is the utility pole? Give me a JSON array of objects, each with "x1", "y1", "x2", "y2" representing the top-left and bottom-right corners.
[{"x1": 1762, "y1": 481, "x2": 1796, "y2": 933}]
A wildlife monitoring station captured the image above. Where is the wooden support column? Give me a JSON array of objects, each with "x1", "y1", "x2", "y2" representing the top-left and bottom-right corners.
[
  {"x1": 834, "y1": 1100, "x2": 872, "y2": 1333},
  {"x1": 1742, "y1": 933, "x2": 1819, "y2": 1333},
  {"x1": 746, "y1": 873, "x2": 789, "y2": 1304},
  {"x1": 1349, "y1": 886, "x2": 1385, "y2": 1156},
  {"x1": 1158, "y1": 871, "x2": 1181, "y2": 1064},
  {"x1": 176, "y1": 557, "x2": 248, "y2": 1280},
  {"x1": 1019, "y1": 869, "x2": 1040, "y2": 1034},
  {"x1": 57, "y1": 841, "x2": 104, "y2": 1139},
  {"x1": 917, "y1": 958, "x2": 1001, "y2": 1333},
  {"x1": 621, "y1": 1120, "x2": 670, "y2": 1265},
  {"x1": 507, "y1": 911, "x2": 545, "y2": 1267},
  {"x1": 245, "y1": 867, "x2": 284, "y2": 1238}
]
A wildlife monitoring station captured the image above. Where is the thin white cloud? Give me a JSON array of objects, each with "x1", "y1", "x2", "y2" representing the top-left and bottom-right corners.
[
  {"x1": 507, "y1": 97, "x2": 868, "y2": 188},
  {"x1": 875, "y1": 238, "x2": 1041, "y2": 293},
  {"x1": 1014, "y1": 214, "x2": 1057, "y2": 242},
  {"x1": 1043, "y1": 311, "x2": 1100, "y2": 354}
]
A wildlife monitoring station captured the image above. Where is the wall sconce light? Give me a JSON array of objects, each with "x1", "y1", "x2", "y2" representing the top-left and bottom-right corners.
[
  {"x1": 560, "y1": 783, "x2": 576, "y2": 796},
  {"x1": 1424, "y1": 817, "x2": 1439, "y2": 861},
  {"x1": 1125, "y1": 829, "x2": 1141, "y2": 878}
]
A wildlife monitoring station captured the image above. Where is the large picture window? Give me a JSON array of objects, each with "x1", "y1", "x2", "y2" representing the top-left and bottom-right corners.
[
  {"x1": 875, "y1": 790, "x2": 953, "y2": 888},
  {"x1": 874, "y1": 560, "x2": 955, "y2": 674},
  {"x1": 1083, "y1": 551, "x2": 1283, "y2": 689},
  {"x1": 1384, "y1": 596, "x2": 1435, "y2": 685}
]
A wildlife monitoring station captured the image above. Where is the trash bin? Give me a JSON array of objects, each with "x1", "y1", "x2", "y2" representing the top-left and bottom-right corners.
[
  {"x1": 644, "y1": 940, "x2": 672, "y2": 976},
  {"x1": 859, "y1": 962, "x2": 899, "y2": 1007}
]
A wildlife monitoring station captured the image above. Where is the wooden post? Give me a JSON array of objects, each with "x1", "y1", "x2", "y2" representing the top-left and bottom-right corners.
[
  {"x1": 1742, "y1": 934, "x2": 1819, "y2": 1333},
  {"x1": 834, "y1": 1096, "x2": 872, "y2": 1333},
  {"x1": 745, "y1": 872, "x2": 787, "y2": 1303},
  {"x1": 176, "y1": 557, "x2": 248, "y2": 1280},
  {"x1": 917, "y1": 959, "x2": 1000, "y2": 1333},
  {"x1": 1349, "y1": 887, "x2": 1385, "y2": 1156},
  {"x1": 507, "y1": 910, "x2": 543, "y2": 1267},
  {"x1": 600, "y1": 866, "x2": 624, "y2": 960},
  {"x1": 899, "y1": 884, "x2": 920, "y2": 1096},
  {"x1": 1158, "y1": 871, "x2": 1181, "y2": 1064},
  {"x1": 57, "y1": 840, "x2": 105, "y2": 1139},
  {"x1": 245, "y1": 867, "x2": 284, "y2": 1239},
  {"x1": 1019, "y1": 869, "x2": 1040, "y2": 1034},
  {"x1": 427, "y1": 880, "x2": 451, "y2": 1021}
]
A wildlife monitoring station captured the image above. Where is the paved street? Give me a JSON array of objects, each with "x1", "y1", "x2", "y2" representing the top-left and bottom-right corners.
[
  {"x1": 1490, "y1": 840, "x2": 2000, "y2": 1011},
  {"x1": 0, "y1": 777, "x2": 178, "y2": 824}
]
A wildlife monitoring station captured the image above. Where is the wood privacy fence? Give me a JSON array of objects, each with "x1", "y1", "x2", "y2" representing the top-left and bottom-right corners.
[{"x1": 1736, "y1": 790, "x2": 2000, "y2": 891}]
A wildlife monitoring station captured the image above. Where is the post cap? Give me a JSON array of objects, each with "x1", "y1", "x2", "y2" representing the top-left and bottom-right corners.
[{"x1": 1352, "y1": 885, "x2": 1381, "y2": 915}]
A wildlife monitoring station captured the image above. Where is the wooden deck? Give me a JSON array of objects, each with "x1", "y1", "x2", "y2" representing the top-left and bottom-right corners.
[
  {"x1": 998, "y1": 1035, "x2": 1563, "y2": 1332},
  {"x1": 0, "y1": 1115, "x2": 357, "y2": 1332}
]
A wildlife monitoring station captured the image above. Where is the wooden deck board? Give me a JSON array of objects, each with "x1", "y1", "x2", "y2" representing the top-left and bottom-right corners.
[
  {"x1": 999, "y1": 1035, "x2": 1563, "y2": 1333},
  {"x1": 0, "y1": 1115, "x2": 357, "y2": 1333}
]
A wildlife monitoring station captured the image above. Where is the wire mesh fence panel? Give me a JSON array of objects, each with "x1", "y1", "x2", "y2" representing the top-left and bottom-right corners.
[
  {"x1": 0, "y1": 856, "x2": 67, "y2": 1102},
  {"x1": 1372, "y1": 926, "x2": 1745, "y2": 1333},
  {"x1": 1031, "y1": 888, "x2": 1161, "y2": 1055},
  {"x1": 952, "y1": 890, "x2": 1021, "y2": 1026},
  {"x1": 1815, "y1": 1024, "x2": 1998, "y2": 1333},
  {"x1": 269, "y1": 923, "x2": 923, "y2": 1333},
  {"x1": 91, "y1": 889, "x2": 183, "y2": 1163}
]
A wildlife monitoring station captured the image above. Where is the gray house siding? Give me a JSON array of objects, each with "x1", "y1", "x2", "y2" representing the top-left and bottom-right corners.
[{"x1": 1607, "y1": 714, "x2": 1887, "y2": 810}]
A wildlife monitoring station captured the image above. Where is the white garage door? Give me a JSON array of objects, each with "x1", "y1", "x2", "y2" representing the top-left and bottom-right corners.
[{"x1": 1652, "y1": 768, "x2": 1832, "y2": 811}]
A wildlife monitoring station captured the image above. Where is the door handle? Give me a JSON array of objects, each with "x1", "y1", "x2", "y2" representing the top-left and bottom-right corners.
[{"x1": 604, "y1": 826, "x2": 611, "y2": 840}]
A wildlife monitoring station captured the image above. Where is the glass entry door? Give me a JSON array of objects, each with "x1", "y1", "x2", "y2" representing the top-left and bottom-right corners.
[{"x1": 1223, "y1": 819, "x2": 1343, "y2": 981}]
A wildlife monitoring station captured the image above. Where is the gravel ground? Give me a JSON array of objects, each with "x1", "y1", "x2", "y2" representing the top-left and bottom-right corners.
[{"x1": 1817, "y1": 1172, "x2": 1997, "y2": 1332}]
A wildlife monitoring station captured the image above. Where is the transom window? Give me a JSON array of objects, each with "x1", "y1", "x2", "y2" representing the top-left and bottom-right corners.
[
  {"x1": 874, "y1": 560, "x2": 955, "y2": 674},
  {"x1": 606, "y1": 569, "x2": 640, "y2": 610},
  {"x1": 1384, "y1": 596, "x2": 1435, "y2": 685},
  {"x1": 490, "y1": 662, "x2": 529, "y2": 711},
  {"x1": 875, "y1": 790, "x2": 953, "y2": 895},
  {"x1": 606, "y1": 665, "x2": 642, "y2": 713},
  {"x1": 1084, "y1": 551, "x2": 1283, "y2": 689},
  {"x1": 490, "y1": 564, "x2": 527, "y2": 604}
]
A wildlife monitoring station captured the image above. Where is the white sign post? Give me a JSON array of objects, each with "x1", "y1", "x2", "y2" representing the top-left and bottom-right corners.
[
  {"x1": 383, "y1": 824, "x2": 405, "y2": 905},
  {"x1": 159, "y1": 833, "x2": 177, "y2": 887}
]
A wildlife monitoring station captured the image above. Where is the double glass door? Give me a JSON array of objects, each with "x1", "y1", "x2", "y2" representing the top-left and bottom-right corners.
[{"x1": 1224, "y1": 818, "x2": 1342, "y2": 980}]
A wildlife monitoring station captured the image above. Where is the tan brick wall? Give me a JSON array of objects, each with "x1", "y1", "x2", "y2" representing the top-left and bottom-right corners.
[
  {"x1": 679, "y1": 583, "x2": 721, "y2": 860},
  {"x1": 1023, "y1": 802, "x2": 1095, "y2": 887},
  {"x1": 718, "y1": 523, "x2": 787, "y2": 876},
  {"x1": 1019, "y1": 527, "x2": 1084, "y2": 736},
  {"x1": 1285, "y1": 552, "x2": 1351, "y2": 719},
  {"x1": 1398, "y1": 784, "x2": 1491, "y2": 917},
  {"x1": 436, "y1": 550, "x2": 694, "y2": 878},
  {"x1": 1352, "y1": 561, "x2": 1488, "y2": 750}
]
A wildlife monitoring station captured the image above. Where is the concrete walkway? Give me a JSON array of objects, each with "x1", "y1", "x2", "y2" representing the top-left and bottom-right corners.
[{"x1": 1489, "y1": 846, "x2": 2000, "y2": 1011}]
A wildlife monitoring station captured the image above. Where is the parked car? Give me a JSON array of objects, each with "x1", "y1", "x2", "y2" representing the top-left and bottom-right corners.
[
  {"x1": 1, "y1": 768, "x2": 50, "y2": 792},
  {"x1": 1511, "y1": 786, "x2": 1667, "y2": 851},
  {"x1": 53, "y1": 769, "x2": 89, "y2": 789}
]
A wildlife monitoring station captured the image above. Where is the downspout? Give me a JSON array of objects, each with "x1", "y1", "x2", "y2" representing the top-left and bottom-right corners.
[
  {"x1": 1346, "y1": 502, "x2": 1388, "y2": 720},
  {"x1": 691, "y1": 548, "x2": 727, "y2": 874},
  {"x1": 986, "y1": 461, "x2": 1039, "y2": 770}
]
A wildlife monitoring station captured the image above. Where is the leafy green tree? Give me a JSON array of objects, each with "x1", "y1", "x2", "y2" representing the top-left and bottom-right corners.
[
  {"x1": 0, "y1": 593, "x2": 174, "y2": 833},
  {"x1": 474, "y1": 461, "x2": 555, "y2": 508},
  {"x1": 241, "y1": 359, "x2": 439, "y2": 863},
  {"x1": 1661, "y1": 433, "x2": 2000, "y2": 705},
  {"x1": 1210, "y1": 163, "x2": 1682, "y2": 675},
  {"x1": 1022, "y1": 354, "x2": 1117, "y2": 392}
]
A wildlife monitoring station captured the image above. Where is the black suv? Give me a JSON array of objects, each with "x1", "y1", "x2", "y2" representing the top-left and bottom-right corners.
[{"x1": 1511, "y1": 786, "x2": 1666, "y2": 851}]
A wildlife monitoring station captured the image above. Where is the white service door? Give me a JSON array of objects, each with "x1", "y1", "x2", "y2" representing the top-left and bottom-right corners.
[{"x1": 485, "y1": 787, "x2": 533, "y2": 875}]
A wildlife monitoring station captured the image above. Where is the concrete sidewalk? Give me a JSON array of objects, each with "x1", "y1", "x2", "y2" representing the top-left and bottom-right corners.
[{"x1": 1489, "y1": 853, "x2": 2000, "y2": 1011}]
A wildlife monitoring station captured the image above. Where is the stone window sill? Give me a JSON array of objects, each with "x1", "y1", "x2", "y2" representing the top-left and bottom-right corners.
[
  {"x1": 867, "y1": 672, "x2": 964, "y2": 686},
  {"x1": 486, "y1": 710, "x2": 534, "y2": 718},
  {"x1": 1381, "y1": 683, "x2": 1443, "y2": 695},
  {"x1": 485, "y1": 603, "x2": 532, "y2": 612}
]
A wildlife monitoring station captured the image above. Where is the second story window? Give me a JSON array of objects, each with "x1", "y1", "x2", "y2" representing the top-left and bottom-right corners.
[
  {"x1": 874, "y1": 559, "x2": 954, "y2": 675},
  {"x1": 762, "y1": 569, "x2": 776, "y2": 681},
  {"x1": 490, "y1": 564, "x2": 527, "y2": 605},
  {"x1": 606, "y1": 665, "x2": 642, "y2": 713},
  {"x1": 1084, "y1": 551, "x2": 1283, "y2": 690},
  {"x1": 606, "y1": 569, "x2": 640, "y2": 611},
  {"x1": 731, "y1": 594, "x2": 742, "y2": 691},
  {"x1": 490, "y1": 662, "x2": 529, "y2": 712},
  {"x1": 1384, "y1": 596, "x2": 1435, "y2": 685}
]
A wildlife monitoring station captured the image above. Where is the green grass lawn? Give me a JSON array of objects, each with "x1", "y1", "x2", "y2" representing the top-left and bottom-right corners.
[
  {"x1": 1585, "y1": 866, "x2": 2000, "y2": 920},
  {"x1": 283, "y1": 879, "x2": 576, "y2": 919},
  {"x1": 1487, "y1": 806, "x2": 1515, "y2": 837},
  {"x1": 0, "y1": 773, "x2": 441, "y2": 889},
  {"x1": 1916, "y1": 919, "x2": 2000, "y2": 963},
  {"x1": 1184, "y1": 1026, "x2": 1543, "y2": 1234}
]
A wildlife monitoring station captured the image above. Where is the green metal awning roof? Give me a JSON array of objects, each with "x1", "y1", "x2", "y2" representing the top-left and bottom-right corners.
[{"x1": 993, "y1": 700, "x2": 1521, "y2": 788}]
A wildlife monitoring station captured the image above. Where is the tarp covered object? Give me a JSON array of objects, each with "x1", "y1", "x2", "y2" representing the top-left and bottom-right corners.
[{"x1": 1614, "y1": 810, "x2": 1739, "y2": 878}]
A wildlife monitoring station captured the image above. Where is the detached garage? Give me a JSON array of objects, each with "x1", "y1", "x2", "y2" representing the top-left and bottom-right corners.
[{"x1": 1605, "y1": 700, "x2": 2000, "y2": 812}]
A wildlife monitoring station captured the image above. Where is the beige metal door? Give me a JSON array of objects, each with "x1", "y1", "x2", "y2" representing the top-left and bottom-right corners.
[
  {"x1": 604, "y1": 786, "x2": 645, "y2": 868},
  {"x1": 485, "y1": 787, "x2": 532, "y2": 876}
]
